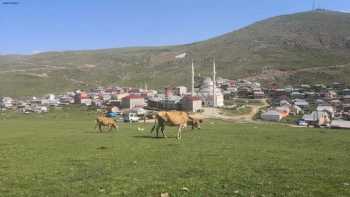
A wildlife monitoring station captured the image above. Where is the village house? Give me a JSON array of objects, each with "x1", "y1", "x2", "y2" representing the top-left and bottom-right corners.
[
  {"x1": 313, "y1": 84, "x2": 327, "y2": 92},
  {"x1": 114, "y1": 93, "x2": 130, "y2": 101},
  {"x1": 303, "y1": 111, "x2": 331, "y2": 127},
  {"x1": 304, "y1": 91, "x2": 317, "y2": 100},
  {"x1": 319, "y1": 90, "x2": 337, "y2": 100},
  {"x1": 317, "y1": 105, "x2": 335, "y2": 119},
  {"x1": 330, "y1": 99, "x2": 342, "y2": 111},
  {"x1": 269, "y1": 88, "x2": 288, "y2": 98},
  {"x1": 74, "y1": 91, "x2": 88, "y2": 104},
  {"x1": 343, "y1": 89, "x2": 350, "y2": 96},
  {"x1": 0, "y1": 97, "x2": 14, "y2": 109},
  {"x1": 332, "y1": 82, "x2": 346, "y2": 90},
  {"x1": 291, "y1": 91, "x2": 305, "y2": 99},
  {"x1": 59, "y1": 96, "x2": 75, "y2": 105},
  {"x1": 121, "y1": 95, "x2": 145, "y2": 109},
  {"x1": 290, "y1": 104, "x2": 303, "y2": 115},
  {"x1": 293, "y1": 99, "x2": 309, "y2": 110},
  {"x1": 174, "y1": 86, "x2": 187, "y2": 96},
  {"x1": 342, "y1": 95, "x2": 350, "y2": 104},
  {"x1": 275, "y1": 105, "x2": 290, "y2": 118},
  {"x1": 280, "y1": 100, "x2": 291, "y2": 106},
  {"x1": 300, "y1": 84, "x2": 312, "y2": 90},
  {"x1": 331, "y1": 120, "x2": 350, "y2": 129},
  {"x1": 261, "y1": 110, "x2": 283, "y2": 122},
  {"x1": 181, "y1": 95, "x2": 203, "y2": 112}
]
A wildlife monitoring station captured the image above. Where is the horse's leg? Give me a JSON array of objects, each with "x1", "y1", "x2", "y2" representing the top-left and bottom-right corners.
[
  {"x1": 156, "y1": 123, "x2": 160, "y2": 138},
  {"x1": 95, "y1": 122, "x2": 98, "y2": 130},
  {"x1": 177, "y1": 125, "x2": 182, "y2": 140},
  {"x1": 99, "y1": 124, "x2": 103, "y2": 133},
  {"x1": 150, "y1": 120, "x2": 157, "y2": 134},
  {"x1": 161, "y1": 125, "x2": 167, "y2": 138}
]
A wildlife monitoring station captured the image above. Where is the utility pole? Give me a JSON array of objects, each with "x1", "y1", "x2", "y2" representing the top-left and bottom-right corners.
[
  {"x1": 212, "y1": 58, "x2": 216, "y2": 107},
  {"x1": 191, "y1": 60, "x2": 195, "y2": 96},
  {"x1": 313, "y1": 0, "x2": 318, "y2": 10}
]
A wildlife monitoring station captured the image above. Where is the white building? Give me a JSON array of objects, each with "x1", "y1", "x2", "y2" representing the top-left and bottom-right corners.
[
  {"x1": 261, "y1": 110, "x2": 282, "y2": 122},
  {"x1": 0, "y1": 97, "x2": 14, "y2": 108},
  {"x1": 317, "y1": 105, "x2": 335, "y2": 119},
  {"x1": 174, "y1": 86, "x2": 187, "y2": 96},
  {"x1": 181, "y1": 96, "x2": 203, "y2": 112},
  {"x1": 199, "y1": 77, "x2": 224, "y2": 107}
]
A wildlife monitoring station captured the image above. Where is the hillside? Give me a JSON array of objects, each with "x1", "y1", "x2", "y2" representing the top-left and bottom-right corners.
[{"x1": 1, "y1": 10, "x2": 350, "y2": 96}]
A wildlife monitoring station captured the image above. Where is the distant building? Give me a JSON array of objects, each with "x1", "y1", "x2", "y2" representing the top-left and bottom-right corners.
[
  {"x1": 174, "y1": 86, "x2": 187, "y2": 96},
  {"x1": 275, "y1": 106, "x2": 290, "y2": 118},
  {"x1": 261, "y1": 110, "x2": 282, "y2": 122},
  {"x1": 253, "y1": 90, "x2": 265, "y2": 99},
  {"x1": 237, "y1": 86, "x2": 253, "y2": 98},
  {"x1": 80, "y1": 98, "x2": 92, "y2": 106},
  {"x1": 74, "y1": 91, "x2": 89, "y2": 104},
  {"x1": 199, "y1": 77, "x2": 224, "y2": 107},
  {"x1": 331, "y1": 120, "x2": 350, "y2": 129},
  {"x1": 121, "y1": 95, "x2": 145, "y2": 109},
  {"x1": 293, "y1": 99, "x2": 309, "y2": 110},
  {"x1": 147, "y1": 94, "x2": 182, "y2": 110},
  {"x1": 0, "y1": 97, "x2": 14, "y2": 109},
  {"x1": 343, "y1": 89, "x2": 350, "y2": 96},
  {"x1": 115, "y1": 93, "x2": 130, "y2": 101},
  {"x1": 303, "y1": 111, "x2": 331, "y2": 126},
  {"x1": 181, "y1": 96, "x2": 202, "y2": 112},
  {"x1": 342, "y1": 95, "x2": 350, "y2": 104},
  {"x1": 317, "y1": 105, "x2": 335, "y2": 119},
  {"x1": 291, "y1": 92, "x2": 305, "y2": 99}
]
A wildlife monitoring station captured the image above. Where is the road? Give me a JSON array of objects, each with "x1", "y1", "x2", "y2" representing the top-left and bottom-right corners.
[{"x1": 200, "y1": 99, "x2": 269, "y2": 122}]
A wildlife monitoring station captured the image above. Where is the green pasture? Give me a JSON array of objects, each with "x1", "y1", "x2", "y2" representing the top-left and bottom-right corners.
[{"x1": 0, "y1": 109, "x2": 350, "y2": 196}]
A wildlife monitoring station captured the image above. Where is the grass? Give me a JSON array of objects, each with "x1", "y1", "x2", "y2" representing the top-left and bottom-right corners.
[
  {"x1": 221, "y1": 106, "x2": 252, "y2": 116},
  {"x1": 0, "y1": 109, "x2": 350, "y2": 196}
]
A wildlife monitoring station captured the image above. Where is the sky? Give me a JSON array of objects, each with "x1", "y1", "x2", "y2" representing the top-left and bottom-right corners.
[{"x1": 1, "y1": 0, "x2": 350, "y2": 54}]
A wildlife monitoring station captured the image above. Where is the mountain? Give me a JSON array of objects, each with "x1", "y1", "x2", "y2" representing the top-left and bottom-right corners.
[{"x1": 1, "y1": 10, "x2": 350, "y2": 97}]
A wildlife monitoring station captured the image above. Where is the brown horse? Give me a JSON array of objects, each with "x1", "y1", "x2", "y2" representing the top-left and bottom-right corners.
[
  {"x1": 95, "y1": 116, "x2": 118, "y2": 132},
  {"x1": 150, "y1": 111, "x2": 202, "y2": 140}
]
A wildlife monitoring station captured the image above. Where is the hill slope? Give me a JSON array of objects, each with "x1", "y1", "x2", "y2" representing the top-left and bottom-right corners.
[{"x1": 1, "y1": 10, "x2": 350, "y2": 96}]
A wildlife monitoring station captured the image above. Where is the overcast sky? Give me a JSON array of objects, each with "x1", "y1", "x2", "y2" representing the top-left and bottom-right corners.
[{"x1": 1, "y1": 0, "x2": 350, "y2": 54}]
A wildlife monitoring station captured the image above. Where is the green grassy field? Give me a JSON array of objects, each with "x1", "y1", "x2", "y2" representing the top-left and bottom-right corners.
[{"x1": 0, "y1": 109, "x2": 350, "y2": 197}]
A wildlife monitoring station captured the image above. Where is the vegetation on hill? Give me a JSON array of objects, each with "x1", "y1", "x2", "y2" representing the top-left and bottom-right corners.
[{"x1": 1, "y1": 10, "x2": 350, "y2": 96}]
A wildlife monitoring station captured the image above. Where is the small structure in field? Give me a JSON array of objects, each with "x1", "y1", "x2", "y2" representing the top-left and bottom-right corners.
[
  {"x1": 261, "y1": 110, "x2": 282, "y2": 122},
  {"x1": 330, "y1": 120, "x2": 350, "y2": 129}
]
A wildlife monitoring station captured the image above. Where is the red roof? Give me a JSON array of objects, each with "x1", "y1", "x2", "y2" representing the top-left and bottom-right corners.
[
  {"x1": 123, "y1": 95, "x2": 144, "y2": 100},
  {"x1": 183, "y1": 95, "x2": 201, "y2": 101}
]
